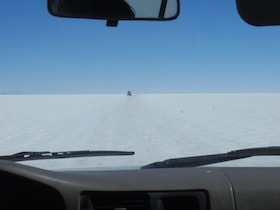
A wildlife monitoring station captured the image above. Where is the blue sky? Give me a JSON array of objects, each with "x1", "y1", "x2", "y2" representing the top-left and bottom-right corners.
[{"x1": 1, "y1": 0, "x2": 280, "y2": 94}]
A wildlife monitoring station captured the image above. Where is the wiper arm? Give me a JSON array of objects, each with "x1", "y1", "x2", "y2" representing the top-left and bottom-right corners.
[
  {"x1": 142, "y1": 146, "x2": 280, "y2": 169},
  {"x1": 0, "y1": 150, "x2": 134, "y2": 162}
]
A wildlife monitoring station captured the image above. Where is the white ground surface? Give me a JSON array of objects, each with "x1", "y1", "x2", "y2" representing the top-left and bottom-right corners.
[{"x1": 1, "y1": 93, "x2": 280, "y2": 170}]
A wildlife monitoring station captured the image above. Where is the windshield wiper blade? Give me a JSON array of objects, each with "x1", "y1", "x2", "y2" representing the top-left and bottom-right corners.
[
  {"x1": 0, "y1": 150, "x2": 134, "y2": 162},
  {"x1": 142, "y1": 146, "x2": 280, "y2": 169}
]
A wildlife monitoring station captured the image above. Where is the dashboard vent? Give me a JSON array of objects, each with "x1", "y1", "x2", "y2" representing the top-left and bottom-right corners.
[
  {"x1": 88, "y1": 192, "x2": 149, "y2": 210},
  {"x1": 160, "y1": 193, "x2": 208, "y2": 210},
  {"x1": 81, "y1": 191, "x2": 209, "y2": 210}
]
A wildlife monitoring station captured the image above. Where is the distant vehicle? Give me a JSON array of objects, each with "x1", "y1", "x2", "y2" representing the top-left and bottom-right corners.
[{"x1": 127, "y1": 91, "x2": 132, "y2": 96}]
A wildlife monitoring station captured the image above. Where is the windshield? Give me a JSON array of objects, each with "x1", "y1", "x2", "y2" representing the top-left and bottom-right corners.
[{"x1": 1, "y1": 0, "x2": 280, "y2": 170}]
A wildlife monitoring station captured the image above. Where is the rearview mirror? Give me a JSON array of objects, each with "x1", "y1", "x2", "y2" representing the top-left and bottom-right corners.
[{"x1": 48, "y1": 0, "x2": 179, "y2": 22}]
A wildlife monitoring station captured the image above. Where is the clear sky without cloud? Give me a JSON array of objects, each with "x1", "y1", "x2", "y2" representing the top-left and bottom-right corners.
[{"x1": 1, "y1": 0, "x2": 280, "y2": 94}]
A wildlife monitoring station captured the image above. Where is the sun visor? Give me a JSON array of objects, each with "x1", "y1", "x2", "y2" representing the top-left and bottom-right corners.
[{"x1": 236, "y1": 0, "x2": 280, "y2": 26}]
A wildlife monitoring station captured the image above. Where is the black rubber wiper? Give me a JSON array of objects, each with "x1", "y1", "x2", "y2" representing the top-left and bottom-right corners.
[
  {"x1": 0, "y1": 150, "x2": 134, "y2": 162},
  {"x1": 142, "y1": 146, "x2": 280, "y2": 169}
]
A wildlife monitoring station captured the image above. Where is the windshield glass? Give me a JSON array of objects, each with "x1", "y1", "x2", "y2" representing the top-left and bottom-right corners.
[{"x1": 1, "y1": 0, "x2": 280, "y2": 170}]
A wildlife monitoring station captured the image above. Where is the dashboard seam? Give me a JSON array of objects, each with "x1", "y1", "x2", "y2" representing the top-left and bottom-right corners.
[{"x1": 219, "y1": 169, "x2": 237, "y2": 210}]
